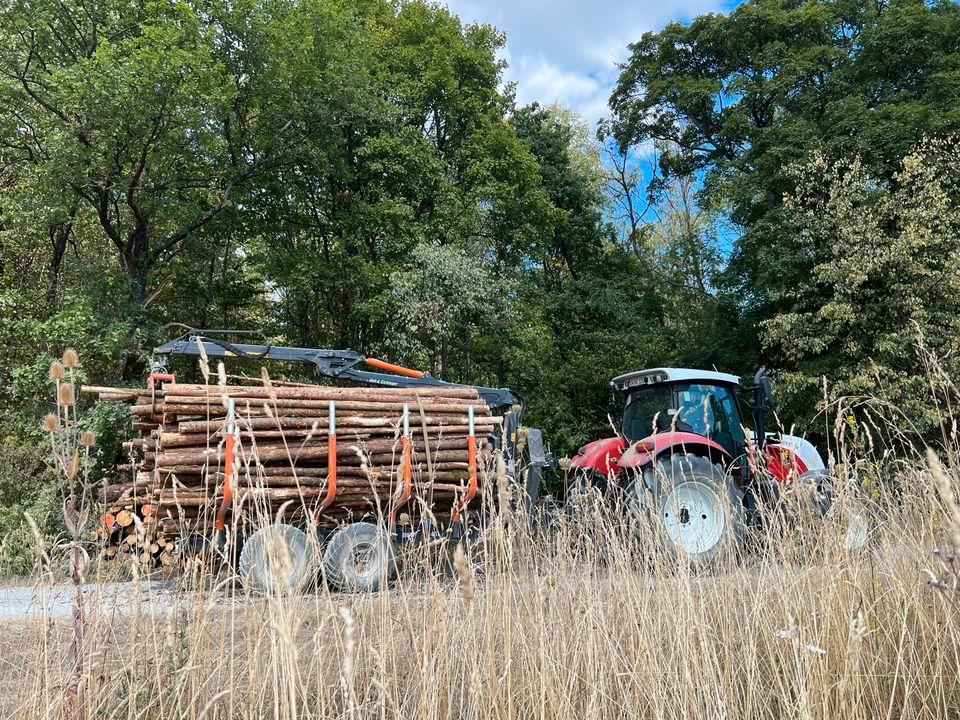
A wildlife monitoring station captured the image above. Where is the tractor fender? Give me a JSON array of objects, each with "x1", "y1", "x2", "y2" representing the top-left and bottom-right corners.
[
  {"x1": 765, "y1": 433, "x2": 824, "y2": 482},
  {"x1": 569, "y1": 436, "x2": 627, "y2": 477},
  {"x1": 617, "y1": 432, "x2": 732, "y2": 472}
]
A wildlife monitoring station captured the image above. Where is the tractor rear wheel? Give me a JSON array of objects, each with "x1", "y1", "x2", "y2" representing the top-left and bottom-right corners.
[{"x1": 638, "y1": 454, "x2": 745, "y2": 571}]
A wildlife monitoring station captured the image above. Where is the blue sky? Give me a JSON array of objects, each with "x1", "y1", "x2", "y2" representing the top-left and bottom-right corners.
[{"x1": 444, "y1": 0, "x2": 733, "y2": 127}]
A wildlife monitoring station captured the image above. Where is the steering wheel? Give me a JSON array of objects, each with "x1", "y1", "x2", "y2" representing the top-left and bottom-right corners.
[{"x1": 673, "y1": 418, "x2": 697, "y2": 433}]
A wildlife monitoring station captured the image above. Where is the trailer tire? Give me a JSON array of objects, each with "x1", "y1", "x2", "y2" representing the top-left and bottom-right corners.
[
  {"x1": 323, "y1": 522, "x2": 395, "y2": 593},
  {"x1": 642, "y1": 454, "x2": 745, "y2": 571},
  {"x1": 238, "y1": 524, "x2": 315, "y2": 595}
]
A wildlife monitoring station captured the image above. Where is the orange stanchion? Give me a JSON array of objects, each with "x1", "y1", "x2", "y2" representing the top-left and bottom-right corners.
[
  {"x1": 214, "y1": 399, "x2": 237, "y2": 532},
  {"x1": 451, "y1": 405, "x2": 477, "y2": 523},
  {"x1": 315, "y1": 401, "x2": 338, "y2": 520}
]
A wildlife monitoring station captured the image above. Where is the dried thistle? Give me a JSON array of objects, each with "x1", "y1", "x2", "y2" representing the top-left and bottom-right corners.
[
  {"x1": 62, "y1": 348, "x2": 79, "y2": 369},
  {"x1": 80, "y1": 430, "x2": 96, "y2": 447},
  {"x1": 58, "y1": 383, "x2": 75, "y2": 407},
  {"x1": 67, "y1": 449, "x2": 80, "y2": 480},
  {"x1": 49, "y1": 360, "x2": 65, "y2": 381},
  {"x1": 43, "y1": 413, "x2": 59, "y2": 433}
]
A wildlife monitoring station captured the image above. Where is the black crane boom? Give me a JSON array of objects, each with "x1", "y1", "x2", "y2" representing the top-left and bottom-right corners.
[{"x1": 151, "y1": 328, "x2": 524, "y2": 414}]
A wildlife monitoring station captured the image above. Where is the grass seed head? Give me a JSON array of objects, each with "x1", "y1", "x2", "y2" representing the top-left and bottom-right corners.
[{"x1": 453, "y1": 544, "x2": 474, "y2": 602}]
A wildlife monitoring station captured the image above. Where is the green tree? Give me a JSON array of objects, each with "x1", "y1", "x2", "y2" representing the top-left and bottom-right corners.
[
  {"x1": 609, "y1": 0, "x2": 960, "y2": 389},
  {"x1": 389, "y1": 242, "x2": 512, "y2": 381},
  {"x1": 255, "y1": 1, "x2": 552, "y2": 359},
  {"x1": 766, "y1": 139, "x2": 960, "y2": 431},
  {"x1": 504, "y1": 105, "x2": 677, "y2": 451},
  {"x1": 0, "y1": 0, "x2": 295, "y2": 308}
]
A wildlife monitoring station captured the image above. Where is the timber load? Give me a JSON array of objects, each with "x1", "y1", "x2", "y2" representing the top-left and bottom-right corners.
[{"x1": 84, "y1": 381, "x2": 496, "y2": 564}]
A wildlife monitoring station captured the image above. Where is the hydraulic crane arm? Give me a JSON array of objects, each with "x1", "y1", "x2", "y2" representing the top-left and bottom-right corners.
[{"x1": 151, "y1": 327, "x2": 525, "y2": 415}]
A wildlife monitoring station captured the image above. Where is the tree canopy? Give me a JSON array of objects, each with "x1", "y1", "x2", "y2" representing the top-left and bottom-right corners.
[{"x1": 609, "y1": 0, "x2": 960, "y2": 429}]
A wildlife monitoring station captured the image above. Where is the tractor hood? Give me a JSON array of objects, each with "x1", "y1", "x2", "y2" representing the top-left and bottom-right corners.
[
  {"x1": 618, "y1": 432, "x2": 732, "y2": 470},
  {"x1": 569, "y1": 436, "x2": 627, "y2": 476}
]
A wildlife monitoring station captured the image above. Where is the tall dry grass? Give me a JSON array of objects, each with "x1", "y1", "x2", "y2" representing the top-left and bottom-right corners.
[{"x1": 5, "y1": 359, "x2": 960, "y2": 719}]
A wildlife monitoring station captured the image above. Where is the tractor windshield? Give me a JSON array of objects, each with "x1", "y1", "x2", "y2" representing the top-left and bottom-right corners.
[
  {"x1": 622, "y1": 382, "x2": 746, "y2": 455},
  {"x1": 622, "y1": 386, "x2": 673, "y2": 441}
]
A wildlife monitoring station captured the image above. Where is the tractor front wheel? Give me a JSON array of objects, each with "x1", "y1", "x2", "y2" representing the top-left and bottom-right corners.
[{"x1": 637, "y1": 454, "x2": 745, "y2": 571}]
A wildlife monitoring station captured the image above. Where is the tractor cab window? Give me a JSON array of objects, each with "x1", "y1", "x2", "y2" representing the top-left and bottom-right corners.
[
  {"x1": 675, "y1": 383, "x2": 745, "y2": 455},
  {"x1": 622, "y1": 386, "x2": 673, "y2": 441}
]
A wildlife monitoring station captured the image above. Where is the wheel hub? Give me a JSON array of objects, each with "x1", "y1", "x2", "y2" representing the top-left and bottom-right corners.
[
  {"x1": 345, "y1": 540, "x2": 379, "y2": 578},
  {"x1": 663, "y1": 481, "x2": 725, "y2": 554}
]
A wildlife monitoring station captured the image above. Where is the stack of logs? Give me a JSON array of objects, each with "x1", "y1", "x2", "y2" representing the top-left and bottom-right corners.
[{"x1": 85, "y1": 381, "x2": 498, "y2": 565}]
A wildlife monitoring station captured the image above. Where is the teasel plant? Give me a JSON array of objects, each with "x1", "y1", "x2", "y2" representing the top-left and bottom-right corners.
[{"x1": 43, "y1": 348, "x2": 95, "y2": 720}]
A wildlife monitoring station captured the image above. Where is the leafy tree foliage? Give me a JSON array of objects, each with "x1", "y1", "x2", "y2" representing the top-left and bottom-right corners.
[
  {"x1": 609, "y1": 0, "x2": 960, "y2": 429},
  {"x1": 768, "y1": 139, "x2": 960, "y2": 431},
  {"x1": 2, "y1": 0, "x2": 960, "y2": 565}
]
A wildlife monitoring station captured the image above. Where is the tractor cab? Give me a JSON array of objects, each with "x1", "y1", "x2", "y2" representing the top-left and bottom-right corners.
[
  {"x1": 569, "y1": 366, "x2": 845, "y2": 568},
  {"x1": 570, "y1": 366, "x2": 777, "y2": 484},
  {"x1": 614, "y1": 368, "x2": 748, "y2": 458}
]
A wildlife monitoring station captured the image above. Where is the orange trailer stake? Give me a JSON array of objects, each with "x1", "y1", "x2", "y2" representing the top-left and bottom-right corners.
[
  {"x1": 451, "y1": 405, "x2": 477, "y2": 522},
  {"x1": 214, "y1": 399, "x2": 236, "y2": 531},
  {"x1": 315, "y1": 401, "x2": 338, "y2": 520}
]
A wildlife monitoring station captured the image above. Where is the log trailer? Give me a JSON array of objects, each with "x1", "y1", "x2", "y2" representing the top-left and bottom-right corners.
[
  {"x1": 97, "y1": 327, "x2": 867, "y2": 589},
  {"x1": 145, "y1": 327, "x2": 552, "y2": 590},
  {"x1": 150, "y1": 327, "x2": 551, "y2": 500}
]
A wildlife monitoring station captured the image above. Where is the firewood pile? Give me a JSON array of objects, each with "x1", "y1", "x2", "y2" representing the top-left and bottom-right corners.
[{"x1": 84, "y1": 381, "x2": 497, "y2": 565}]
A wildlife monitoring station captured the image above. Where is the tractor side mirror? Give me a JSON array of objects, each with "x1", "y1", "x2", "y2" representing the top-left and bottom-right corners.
[{"x1": 753, "y1": 367, "x2": 775, "y2": 411}]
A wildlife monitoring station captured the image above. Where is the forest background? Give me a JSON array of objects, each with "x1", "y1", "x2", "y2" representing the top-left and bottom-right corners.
[{"x1": 1, "y1": 0, "x2": 958, "y2": 570}]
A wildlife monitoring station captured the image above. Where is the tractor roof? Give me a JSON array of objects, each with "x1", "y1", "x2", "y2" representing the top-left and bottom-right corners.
[{"x1": 611, "y1": 367, "x2": 742, "y2": 392}]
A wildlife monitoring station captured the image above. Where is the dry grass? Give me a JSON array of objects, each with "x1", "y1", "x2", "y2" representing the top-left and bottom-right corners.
[
  {"x1": 2, "y1": 458, "x2": 960, "y2": 720},
  {"x1": 6, "y1": 349, "x2": 960, "y2": 719}
]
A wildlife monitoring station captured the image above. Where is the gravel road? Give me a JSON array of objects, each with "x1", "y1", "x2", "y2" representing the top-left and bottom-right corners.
[{"x1": 0, "y1": 580, "x2": 177, "y2": 621}]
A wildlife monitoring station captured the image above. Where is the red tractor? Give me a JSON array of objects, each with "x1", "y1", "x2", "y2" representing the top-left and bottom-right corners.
[{"x1": 569, "y1": 367, "x2": 864, "y2": 567}]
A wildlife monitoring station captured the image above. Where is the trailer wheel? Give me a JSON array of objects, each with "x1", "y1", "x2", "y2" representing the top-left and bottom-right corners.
[
  {"x1": 323, "y1": 522, "x2": 395, "y2": 592},
  {"x1": 642, "y1": 454, "x2": 745, "y2": 571},
  {"x1": 238, "y1": 524, "x2": 315, "y2": 595}
]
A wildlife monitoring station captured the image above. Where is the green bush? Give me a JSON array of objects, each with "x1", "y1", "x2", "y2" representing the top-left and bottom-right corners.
[{"x1": 0, "y1": 443, "x2": 60, "y2": 577}]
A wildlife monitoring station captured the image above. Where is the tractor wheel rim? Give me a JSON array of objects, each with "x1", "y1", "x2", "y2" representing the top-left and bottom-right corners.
[
  {"x1": 662, "y1": 481, "x2": 725, "y2": 554},
  {"x1": 842, "y1": 502, "x2": 871, "y2": 550}
]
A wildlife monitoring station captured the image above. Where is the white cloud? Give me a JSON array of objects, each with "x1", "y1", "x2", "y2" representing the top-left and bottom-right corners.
[{"x1": 444, "y1": 0, "x2": 727, "y2": 128}]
